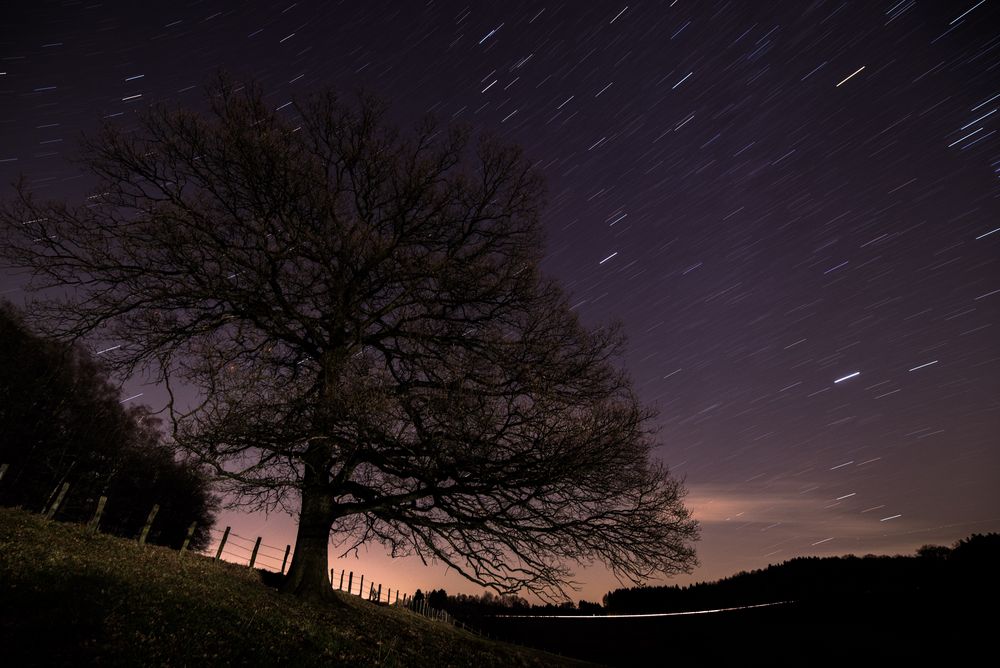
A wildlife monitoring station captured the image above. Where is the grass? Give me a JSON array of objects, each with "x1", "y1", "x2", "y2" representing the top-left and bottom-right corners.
[{"x1": 0, "y1": 507, "x2": 589, "y2": 667}]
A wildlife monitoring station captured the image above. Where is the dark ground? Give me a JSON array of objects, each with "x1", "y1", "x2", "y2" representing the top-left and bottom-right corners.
[
  {"x1": 0, "y1": 508, "x2": 586, "y2": 668},
  {"x1": 475, "y1": 598, "x2": 984, "y2": 666}
]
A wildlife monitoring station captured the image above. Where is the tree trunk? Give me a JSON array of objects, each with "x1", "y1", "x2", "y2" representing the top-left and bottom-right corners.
[
  {"x1": 281, "y1": 482, "x2": 337, "y2": 601},
  {"x1": 282, "y1": 360, "x2": 343, "y2": 601}
]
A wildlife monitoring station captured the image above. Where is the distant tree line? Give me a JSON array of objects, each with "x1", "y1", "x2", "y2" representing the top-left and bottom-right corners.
[
  {"x1": 0, "y1": 302, "x2": 217, "y2": 549},
  {"x1": 408, "y1": 588, "x2": 605, "y2": 620},
  {"x1": 397, "y1": 534, "x2": 999, "y2": 628},
  {"x1": 603, "y1": 534, "x2": 1000, "y2": 614}
]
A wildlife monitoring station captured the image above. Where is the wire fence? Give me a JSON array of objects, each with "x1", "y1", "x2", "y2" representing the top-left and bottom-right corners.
[
  {"x1": 207, "y1": 526, "x2": 292, "y2": 572},
  {"x1": 203, "y1": 523, "x2": 474, "y2": 630}
]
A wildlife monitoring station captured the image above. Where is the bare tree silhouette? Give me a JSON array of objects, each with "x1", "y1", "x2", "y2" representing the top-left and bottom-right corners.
[{"x1": 1, "y1": 77, "x2": 698, "y2": 601}]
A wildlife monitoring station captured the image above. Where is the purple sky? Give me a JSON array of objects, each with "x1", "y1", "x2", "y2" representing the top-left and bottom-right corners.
[{"x1": 2, "y1": 1, "x2": 998, "y2": 603}]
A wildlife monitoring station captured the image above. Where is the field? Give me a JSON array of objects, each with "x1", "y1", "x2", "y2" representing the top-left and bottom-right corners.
[{"x1": 0, "y1": 508, "x2": 585, "y2": 667}]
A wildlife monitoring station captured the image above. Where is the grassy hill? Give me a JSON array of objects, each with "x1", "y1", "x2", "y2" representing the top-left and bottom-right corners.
[{"x1": 0, "y1": 508, "x2": 587, "y2": 667}]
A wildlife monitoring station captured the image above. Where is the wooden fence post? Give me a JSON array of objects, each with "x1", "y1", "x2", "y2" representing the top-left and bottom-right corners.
[
  {"x1": 280, "y1": 545, "x2": 291, "y2": 574},
  {"x1": 248, "y1": 536, "x2": 262, "y2": 568},
  {"x1": 42, "y1": 483, "x2": 59, "y2": 514},
  {"x1": 215, "y1": 526, "x2": 231, "y2": 560},
  {"x1": 347, "y1": 571, "x2": 353, "y2": 594},
  {"x1": 87, "y1": 495, "x2": 107, "y2": 531},
  {"x1": 180, "y1": 522, "x2": 197, "y2": 552},
  {"x1": 330, "y1": 568, "x2": 335, "y2": 587},
  {"x1": 377, "y1": 584, "x2": 382, "y2": 602},
  {"x1": 339, "y1": 570, "x2": 345, "y2": 590},
  {"x1": 359, "y1": 574, "x2": 364, "y2": 597},
  {"x1": 44, "y1": 482, "x2": 70, "y2": 520},
  {"x1": 395, "y1": 590, "x2": 399, "y2": 604},
  {"x1": 138, "y1": 504, "x2": 159, "y2": 545},
  {"x1": 388, "y1": 588, "x2": 391, "y2": 604}
]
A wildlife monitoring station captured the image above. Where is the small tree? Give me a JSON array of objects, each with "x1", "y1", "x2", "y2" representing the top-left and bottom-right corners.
[
  {"x1": 427, "y1": 588, "x2": 448, "y2": 610},
  {"x1": 1, "y1": 77, "x2": 698, "y2": 601}
]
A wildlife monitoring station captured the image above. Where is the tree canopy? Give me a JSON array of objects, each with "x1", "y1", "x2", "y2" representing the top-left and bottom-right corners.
[
  {"x1": 0, "y1": 77, "x2": 698, "y2": 600},
  {"x1": 0, "y1": 302, "x2": 217, "y2": 549}
]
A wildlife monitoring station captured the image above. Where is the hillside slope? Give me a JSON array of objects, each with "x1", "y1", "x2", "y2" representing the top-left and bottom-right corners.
[{"x1": 0, "y1": 508, "x2": 586, "y2": 667}]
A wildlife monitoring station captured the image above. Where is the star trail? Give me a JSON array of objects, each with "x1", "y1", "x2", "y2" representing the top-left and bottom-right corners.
[{"x1": 1, "y1": 1, "x2": 998, "y2": 601}]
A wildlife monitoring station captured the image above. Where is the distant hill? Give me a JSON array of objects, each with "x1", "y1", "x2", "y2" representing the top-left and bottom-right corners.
[
  {"x1": 603, "y1": 534, "x2": 1000, "y2": 614},
  {"x1": 0, "y1": 508, "x2": 587, "y2": 667}
]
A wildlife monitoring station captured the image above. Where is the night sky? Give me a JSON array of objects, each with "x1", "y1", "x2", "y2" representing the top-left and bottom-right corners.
[{"x1": 2, "y1": 1, "x2": 999, "y2": 603}]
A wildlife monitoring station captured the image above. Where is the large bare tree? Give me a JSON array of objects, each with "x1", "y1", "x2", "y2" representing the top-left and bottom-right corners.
[{"x1": 0, "y1": 79, "x2": 698, "y2": 600}]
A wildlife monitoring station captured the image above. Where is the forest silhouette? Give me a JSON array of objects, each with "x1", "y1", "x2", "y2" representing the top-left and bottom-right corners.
[{"x1": 423, "y1": 536, "x2": 998, "y2": 665}]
